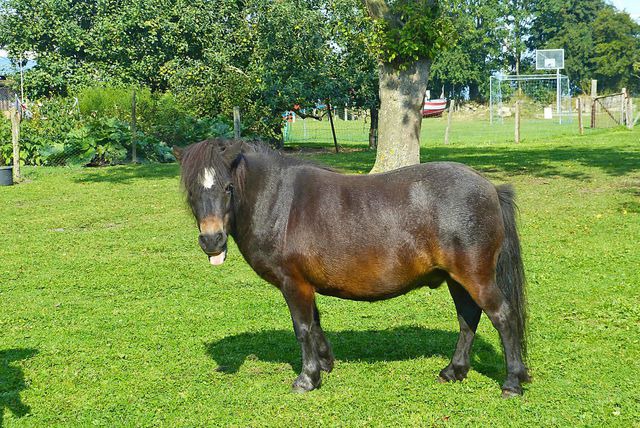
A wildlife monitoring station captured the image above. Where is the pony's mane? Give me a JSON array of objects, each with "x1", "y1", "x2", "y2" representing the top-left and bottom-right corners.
[{"x1": 179, "y1": 138, "x2": 334, "y2": 196}]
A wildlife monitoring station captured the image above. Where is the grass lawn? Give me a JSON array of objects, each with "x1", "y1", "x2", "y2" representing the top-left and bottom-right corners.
[{"x1": 1, "y1": 127, "x2": 639, "y2": 426}]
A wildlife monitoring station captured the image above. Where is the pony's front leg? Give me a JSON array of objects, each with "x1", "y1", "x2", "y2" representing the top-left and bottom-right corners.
[
  {"x1": 313, "y1": 303, "x2": 334, "y2": 373},
  {"x1": 281, "y1": 279, "x2": 322, "y2": 392}
]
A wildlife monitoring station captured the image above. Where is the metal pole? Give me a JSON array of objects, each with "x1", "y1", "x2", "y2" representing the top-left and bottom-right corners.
[
  {"x1": 498, "y1": 75, "x2": 503, "y2": 125},
  {"x1": 515, "y1": 100, "x2": 521, "y2": 144},
  {"x1": 557, "y1": 69, "x2": 561, "y2": 125},
  {"x1": 490, "y1": 77, "x2": 493, "y2": 125},
  {"x1": 19, "y1": 54, "x2": 24, "y2": 102}
]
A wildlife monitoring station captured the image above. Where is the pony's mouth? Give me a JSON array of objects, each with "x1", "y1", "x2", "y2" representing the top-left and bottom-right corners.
[{"x1": 208, "y1": 248, "x2": 227, "y2": 266}]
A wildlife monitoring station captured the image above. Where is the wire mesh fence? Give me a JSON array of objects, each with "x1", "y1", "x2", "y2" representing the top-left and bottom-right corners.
[
  {"x1": 590, "y1": 93, "x2": 629, "y2": 129},
  {"x1": 284, "y1": 108, "x2": 372, "y2": 147},
  {"x1": 283, "y1": 100, "x2": 636, "y2": 149}
]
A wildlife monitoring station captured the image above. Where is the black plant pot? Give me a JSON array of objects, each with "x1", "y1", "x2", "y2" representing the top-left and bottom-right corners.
[{"x1": 0, "y1": 165, "x2": 13, "y2": 186}]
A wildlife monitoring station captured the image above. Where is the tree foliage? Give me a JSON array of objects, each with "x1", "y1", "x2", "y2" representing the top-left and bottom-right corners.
[
  {"x1": 1, "y1": 0, "x2": 639, "y2": 132},
  {"x1": 528, "y1": 1, "x2": 640, "y2": 93},
  {"x1": 364, "y1": 0, "x2": 454, "y2": 65},
  {"x1": 430, "y1": 0, "x2": 506, "y2": 101}
]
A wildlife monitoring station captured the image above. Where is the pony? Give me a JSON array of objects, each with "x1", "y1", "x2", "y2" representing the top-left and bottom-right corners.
[{"x1": 174, "y1": 138, "x2": 529, "y2": 397}]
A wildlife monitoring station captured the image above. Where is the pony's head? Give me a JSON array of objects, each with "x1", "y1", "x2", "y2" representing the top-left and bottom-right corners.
[{"x1": 174, "y1": 139, "x2": 243, "y2": 266}]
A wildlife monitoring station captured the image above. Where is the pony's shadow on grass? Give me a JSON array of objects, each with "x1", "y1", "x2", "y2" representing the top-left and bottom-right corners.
[
  {"x1": 0, "y1": 348, "x2": 38, "y2": 428},
  {"x1": 73, "y1": 163, "x2": 179, "y2": 184},
  {"x1": 206, "y1": 326, "x2": 504, "y2": 384}
]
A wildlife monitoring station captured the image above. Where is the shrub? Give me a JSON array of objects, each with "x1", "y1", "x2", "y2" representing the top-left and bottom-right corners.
[
  {"x1": 0, "y1": 118, "x2": 11, "y2": 166},
  {"x1": 66, "y1": 116, "x2": 131, "y2": 166},
  {"x1": 143, "y1": 92, "x2": 234, "y2": 146},
  {"x1": 1, "y1": 86, "x2": 241, "y2": 167}
]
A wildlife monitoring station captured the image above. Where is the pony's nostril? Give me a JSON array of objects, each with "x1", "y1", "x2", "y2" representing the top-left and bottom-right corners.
[
  {"x1": 214, "y1": 232, "x2": 224, "y2": 245},
  {"x1": 199, "y1": 232, "x2": 226, "y2": 253},
  {"x1": 198, "y1": 234, "x2": 209, "y2": 251}
]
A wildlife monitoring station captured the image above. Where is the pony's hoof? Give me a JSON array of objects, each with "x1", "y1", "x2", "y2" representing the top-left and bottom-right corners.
[
  {"x1": 319, "y1": 357, "x2": 334, "y2": 373},
  {"x1": 291, "y1": 374, "x2": 319, "y2": 393},
  {"x1": 501, "y1": 387, "x2": 522, "y2": 399},
  {"x1": 439, "y1": 366, "x2": 467, "y2": 382}
]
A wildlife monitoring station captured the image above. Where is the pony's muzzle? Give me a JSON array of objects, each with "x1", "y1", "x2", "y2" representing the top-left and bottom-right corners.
[{"x1": 199, "y1": 231, "x2": 227, "y2": 256}]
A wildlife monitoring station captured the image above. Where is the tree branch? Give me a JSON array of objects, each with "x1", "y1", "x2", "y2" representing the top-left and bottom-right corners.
[{"x1": 292, "y1": 106, "x2": 322, "y2": 121}]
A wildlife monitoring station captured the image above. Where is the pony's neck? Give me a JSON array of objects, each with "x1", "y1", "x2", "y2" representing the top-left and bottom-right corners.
[{"x1": 228, "y1": 153, "x2": 292, "y2": 259}]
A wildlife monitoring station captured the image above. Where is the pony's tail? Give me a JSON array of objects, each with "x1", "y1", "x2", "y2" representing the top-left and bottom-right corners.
[{"x1": 495, "y1": 184, "x2": 528, "y2": 362}]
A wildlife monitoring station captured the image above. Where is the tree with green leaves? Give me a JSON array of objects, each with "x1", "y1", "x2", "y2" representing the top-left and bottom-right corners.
[
  {"x1": 504, "y1": 0, "x2": 535, "y2": 75},
  {"x1": 592, "y1": 7, "x2": 640, "y2": 93},
  {"x1": 430, "y1": 0, "x2": 507, "y2": 102},
  {"x1": 328, "y1": 0, "x2": 379, "y2": 148},
  {"x1": 528, "y1": 0, "x2": 608, "y2": 92},
  {"x1": 527, "y1": 0, "x2": 640, "y2": 94}
]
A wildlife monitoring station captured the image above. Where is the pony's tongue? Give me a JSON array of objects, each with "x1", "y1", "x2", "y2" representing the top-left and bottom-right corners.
[{"x1": 209, "y1": 250, "x2": 226, "y2": 266}]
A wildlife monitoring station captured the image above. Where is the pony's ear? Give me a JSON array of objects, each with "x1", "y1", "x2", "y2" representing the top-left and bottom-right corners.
[
  {"x1": 223, "y1": 140, "x2": 243, "y2": 164},
  {"x1": 172, "y1": 146, "x2": 184, "y2": 163}
]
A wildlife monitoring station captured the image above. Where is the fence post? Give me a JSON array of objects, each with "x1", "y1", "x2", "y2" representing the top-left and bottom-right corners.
[
  {"x1": 514, "y1": 100, "x2": 521, "y2": 144},
  {"x1": 591, "y1": 80, "x2": 597, "y2": 99},
  {"x1": 11, "y1": 107, "x2": 21, "y2": 181},
  {"x1": 578, "y1": 98, "x2": 584, "y2": 135},
  {"x1": 591, "y1": 99, "x2": 597, "y2": 129},
  {"x1": 131, "y1": 89, "x2": 137, "y2": 163},
  {"x1": 444, "y1": 98, "x2": 454, "y2": 145},
  {"x1": 233, "y1": 106, "x2": 241, "y2": 138}
]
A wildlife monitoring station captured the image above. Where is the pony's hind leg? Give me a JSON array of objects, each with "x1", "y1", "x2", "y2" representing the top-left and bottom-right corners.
[
  {"x1": 313, "y1": 303, "x2": 334, "y2": 373},
  {"x1": 451, "y1": 273, "x2": 529, "y2": 397},
  {"x1": 484, "y1": 296, "x2": 530, "y2": 397},
  {"x1": 281, "y1": 278, "x2": 323, "y2": 392},
  {"x1": 439, "y1": 279, "x2": 482, "y2": 382}
]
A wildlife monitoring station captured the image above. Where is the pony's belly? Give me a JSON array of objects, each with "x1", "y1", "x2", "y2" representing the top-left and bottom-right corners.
[{"x1": 307, "y1": 260, "x2": 444, "y2": 301}]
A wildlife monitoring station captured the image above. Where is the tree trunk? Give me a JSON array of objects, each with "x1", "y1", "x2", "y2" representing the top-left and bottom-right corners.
[
  {"x1": 369, "y1": 105, "x2": 379, "y2": 150},
  {"x1": 273, "y1": 123, "x2": 284, "y2": 149},
  {"x1": 469, "y1": 83, "x2": 481, "y2": 102},
  {"x1": 370, "y1": 58, "x2": 431, "y2": 173}
]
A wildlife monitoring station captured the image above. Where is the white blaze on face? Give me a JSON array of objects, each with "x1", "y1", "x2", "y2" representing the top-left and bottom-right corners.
[{"x1": 201, "y1": 167, "x2": 216, "y2": 189}]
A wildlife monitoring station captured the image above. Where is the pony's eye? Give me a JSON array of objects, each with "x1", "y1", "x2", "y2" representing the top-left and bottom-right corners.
[{"x1": 225, "y1": 184, "x2": 233, "y2": 194}]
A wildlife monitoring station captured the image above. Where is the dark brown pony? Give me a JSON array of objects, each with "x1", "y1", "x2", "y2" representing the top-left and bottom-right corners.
[{"x1": 175, "y1": 139, "x2": 530, "y2": 397}]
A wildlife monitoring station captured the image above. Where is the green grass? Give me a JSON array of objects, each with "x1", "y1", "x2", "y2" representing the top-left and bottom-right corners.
[{"x1": 1, "y1": 127, "x2": 639, "y2": 426}]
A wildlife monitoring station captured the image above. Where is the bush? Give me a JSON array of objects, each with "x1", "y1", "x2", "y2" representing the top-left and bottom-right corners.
[
  {"x1": 1, "y1": 85, "x2": 240, "y2": 167},
  {"x1": 142, "y1": 92, "x2": 234, "y2": 146},
  {"x1": 65, "y1": 116, "x2": 131, "y2": 166},
  {"x1": 0, "y1": 118, "x2": 11, "y2": 166}
]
